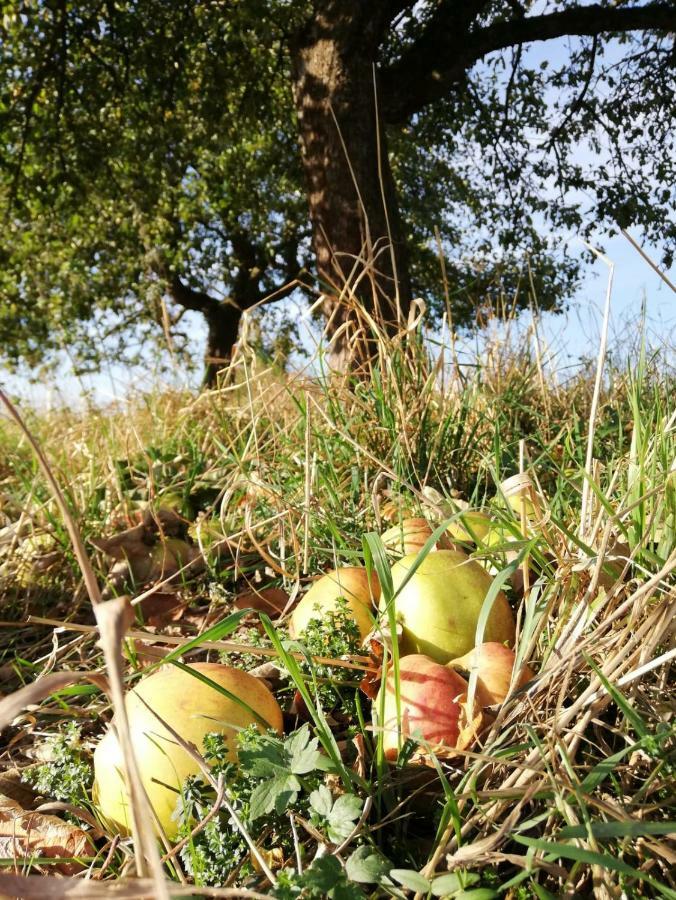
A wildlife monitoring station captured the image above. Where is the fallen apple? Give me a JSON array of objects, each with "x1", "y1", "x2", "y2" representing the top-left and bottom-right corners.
[
  {"x1": 290, "y1": 566, "x2": 380, "y2": 642},
  {"x1": 445, "y1": 511, "x2": 493, "y2": 544},
  {"x1": 499, "y1": 474, "x2": 539, "y2": 524},
  {"x1": 93, "y1": 663, "x2": 283, "y2": 838},
  {"x1": 380, "y1": 498, "x2": 418, "y2": 524},
  {"x1": 377, "y1": 654, "x2": 482, "y2": 761},
  {"x1": 381, "y1": 517, "x2": 451, "y2": 557},
  {"x1": 449, "y1": 642, "x2": 534, "y2": 706},
  {"x1": 386, "y1": 550, "x2": 515, "y2": 663}
]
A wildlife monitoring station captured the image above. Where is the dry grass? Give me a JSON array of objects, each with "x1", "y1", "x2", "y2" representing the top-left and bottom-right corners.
[{"x1": 0, "y1": 301, "x2": 674, "y2": 899}]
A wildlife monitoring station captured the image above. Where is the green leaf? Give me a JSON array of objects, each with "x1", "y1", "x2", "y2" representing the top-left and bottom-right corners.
[
  {"x1": 579, "y1": 740, "x2": 642, "y2": 792},
  {"x1": 332, "y1": 883, "x2": 364, "y2": 900},
  {"x1": 431, "y1": 872, "x2": 480, "y2": 896},
  {"x1": 390, "y1": 869, "x2": 432, "y2": 892},
  {"x1": 585, "y1": 656, "x2": 649, "y2": 738},
  {"x1": 239, "y1": 736, "x2": 288, "y2": 777},
  {"x1": 558, "y1": 821, "x2": 676, "y2": 840},
  {"x1": 514, "y1": 835, "x2": 676, "y2": 898},
  {"x1": 309, "y1": 784, "x2": 333, "y2": 818},
  {"x1": 248, "y1": 773, "x2": 301, "y2": 821},
  {"x1": 304, "y1": 856, "x2": 343, "y2": 892},
  {"x1": 331, "y1": 793, "x2": 363, "y2": 823},
  {"x1": 345, "y1": 846, "x2": 390, "y2": 884},
  {"x1": 159, "y1": 610, "x2": 251, "y2": 666},
  {"x1": 287, "y1": 726, "x2": 324, "y2": 774},
  {"x1": 454, "y1": 891, "x2": 498, "y2": 900},
  {"x1": 327, "y1": 793, "x2": 363, "y2": 843},
  {"x1": 431, "y1": 873, "x2": 464, "y2": 896},
  {"x1": 530, "y1": 883, "x2": 560, "y2": 900}
]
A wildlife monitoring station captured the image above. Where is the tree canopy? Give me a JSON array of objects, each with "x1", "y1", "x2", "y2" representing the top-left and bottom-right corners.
[{"x1": 1, "y1": 1, "x2": 674, "y2": 379}]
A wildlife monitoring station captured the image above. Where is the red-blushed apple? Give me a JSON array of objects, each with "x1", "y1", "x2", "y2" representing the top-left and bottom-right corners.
[
  {"x1": 376, "y1": 654, "x2": 483, "y2": 762},
  {"x1": 385, "y1": 549, "x2": 515, "y2": 663},
  {"x1": 449, "y1": 642, "x2": 534, "y2": 706}
]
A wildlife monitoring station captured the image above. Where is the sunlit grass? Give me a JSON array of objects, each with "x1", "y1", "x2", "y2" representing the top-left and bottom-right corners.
[{"x1": 0, "y1": 308, "x2": 674, "y2": 897}]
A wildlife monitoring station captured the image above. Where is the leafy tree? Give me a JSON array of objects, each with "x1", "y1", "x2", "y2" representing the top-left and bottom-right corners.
[
  {"x1": 0, "y1": 1, "x2": 310, "y2": 382},
  {"x1": 1, "y1": 1, "x2": 674, "y2": 380}
]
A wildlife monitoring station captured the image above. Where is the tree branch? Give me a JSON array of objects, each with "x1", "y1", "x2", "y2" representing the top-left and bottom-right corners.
[
  {"x1": 381, "y1": 2, "x2": 675, "y2": 123},
  {"x1": 167, "y1": 275, "x2": 220, "y2": 314}
]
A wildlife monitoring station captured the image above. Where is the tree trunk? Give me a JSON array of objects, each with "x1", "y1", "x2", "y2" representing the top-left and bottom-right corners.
[
  {"x1": 291, "y1": 3, "x2": 411, "y2": 368},
  {"x1": 164, "y1": 274, "x2": 244, "y2": 388},
  {"x1": 203, "y1": 303, "x2": 242, "y2": 387}
]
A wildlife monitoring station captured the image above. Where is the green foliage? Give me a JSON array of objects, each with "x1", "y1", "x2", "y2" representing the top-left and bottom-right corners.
[
  {"x1": 272, "y1": 856, "x2": 365, "y2": 900},
  {"x1": 178, "y1": 725, "x2": 355, "y2": 886},
  {"x1": 2, "y1": 333, "x2": 675, "y2": 895},
  {"x1": 309, "y1": 785, "x2": 362, "y2": 844},
  {"x1": 23, "y1": 723, "x2": 93, "y2": 807},
  {"x1": 218, "y1": 625, "x2": 270, "y2": 672},
  {"x1": 2, "y1": 2, "x2": 674, "y2": 372},
  {"x1": 240, "y1": 725, "x2": 328, "y2": 820},
  {"x1": 286, "y1": 598, "x2": 363, "y2": 713},
  {"x1": 0, "y1": 0, "x2": 311, "y2": 372}
]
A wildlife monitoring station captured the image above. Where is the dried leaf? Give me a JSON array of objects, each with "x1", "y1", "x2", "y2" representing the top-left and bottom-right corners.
[
  {"x1": 93, "y1": 596, "x2": 169, "y2": 895},
  {"x1": 137, "y1": 592, "x2": 187, "y2": 628},
  {"x1": 92, "y1": 508, "x2": 203, "y2": 598},
  {"x1": 234, "y1": 586, "x2": 289, "y2": 617},
  {"x1": 141, "y1": 506, "x2": 186, "y2": 537},
  {"x1": 0, "y1": 769, "x2": 39, "y2": 809},
  {"x1": 0, "y1": 794, "x2": 92, "y2": 875},
  {"x1": 359, "y1": 667, "x2": 382, "y2": 701},
  {"x1": 0, "y1": 672, "x2": 84, "y2": 733},
  {"x1": 90, "y1": 523, "x2": 148, "y2": 562}
]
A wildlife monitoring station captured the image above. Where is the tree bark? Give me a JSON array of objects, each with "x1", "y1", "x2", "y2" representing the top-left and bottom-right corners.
[
  {"x1": 291, "y1": 2, "x2": 411, "y2": 369},
  {"x1": 166, "y1": 275, "x2": 242, "y2": 387},
  {"x1": 203, "y1": 303, "x2": 242, "y2": 387}
]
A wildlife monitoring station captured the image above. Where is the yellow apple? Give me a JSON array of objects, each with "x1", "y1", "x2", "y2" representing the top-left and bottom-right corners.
[
  {"x1": 445, "y1": 511, "x2": 493, "y2": 543},
  {"x1": 381, "y1": 517, "x2": 451, "y2": 557},
  {"x1": 385, "y1": 550, "x2": 515, "y2": 663},
  {"x1": 290, "y1": 567, "x2": 380, "y2": 642},
  {"x1": 93, "y1": 663, "x2": 283, "y2": 838},
  {"x1": 499, "y1": 474, "x2": 539, "y2": 523}
]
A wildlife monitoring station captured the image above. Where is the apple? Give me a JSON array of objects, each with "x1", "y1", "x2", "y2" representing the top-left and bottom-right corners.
[
  {"x1": 93, "y1": 663, "x2": 283, "y2": 838},
  {"x1": 290, "y1": 567, "x2": 380, "y2": 642},
  {"x1": 386, "y1": 550, "x2": 515, "y2": 663},
  {"x1": 499, "y1": 474, "x2": 539, "y2": 523},
  {"x1": 449, "y1": 642, "x2": 534, "y2": 706},
  {"x1": 381, "y1": 517, "x2": 452, "y2": 557},
  {"x1": 380, "y1": 498, "x2": 418, "y2": 524},
  {"x1": 377, "y1": 654, "x2": 482, "y2": 761},
  {"x1": 445, "y1": 511, "x2": 493, "y2": 544}
]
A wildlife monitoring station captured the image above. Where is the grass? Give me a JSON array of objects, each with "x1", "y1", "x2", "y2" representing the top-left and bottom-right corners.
[{"x1": 0, "y1": 309, "x2": 674, "y2": 899}]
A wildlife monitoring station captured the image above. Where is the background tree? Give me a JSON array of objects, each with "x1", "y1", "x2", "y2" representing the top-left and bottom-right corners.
[
  {"x1": 0, "y1": 1, "x2": 311, "y2": 383},
  {"x1": 1, "y1": 1, "x2": 674, "y2": 381}
]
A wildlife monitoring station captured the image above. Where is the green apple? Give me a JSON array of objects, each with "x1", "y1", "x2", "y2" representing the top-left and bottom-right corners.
[
  {"x1": 385, "y1": 550, "x2": 515, "y2": 663},
  {"x1": 445, "y1": 511, "x2": 493, "y2": 543}
]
